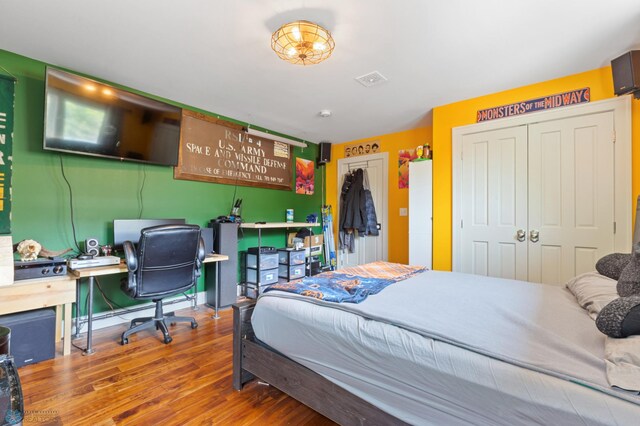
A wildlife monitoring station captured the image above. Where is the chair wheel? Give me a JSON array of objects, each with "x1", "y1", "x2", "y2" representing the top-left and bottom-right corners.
[
  {"x1": 163, "y1": 336, "x2": 173, "y2": 344},
  {"x1": 121, "y1": 337, "x2": 129, "y2": 345},
  {"x1": 191, "y1": 322, "x2": 198, "y2": 329}
]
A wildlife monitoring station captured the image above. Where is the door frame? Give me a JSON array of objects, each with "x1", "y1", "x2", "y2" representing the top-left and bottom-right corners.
[
  {"x1": 336, "y1": 152, "x2": 389, "y2": 267},
  {"x1": 452, "y1": 96, "x2": 632, "y2": 272}
]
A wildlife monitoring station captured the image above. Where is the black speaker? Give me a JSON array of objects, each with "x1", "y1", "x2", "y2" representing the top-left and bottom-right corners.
[
  {"x1": 84, "y1": 237, "x2": 100, "y2": 256},
  {"x1": 318, "y1": 142, "x2": 331, "y2": 165},
  {"x1": 612, "y1": 50, "x2": 640, "y2": 97},
  {"x1": 201, "y1": 227, "x2": 215, "y2": 254},
  {"x1": 205, "y1": 222, "x2": 238, "y2": 309},
  {"x1": 0, "y1": 309, "x2": 55, "y2": 367}
]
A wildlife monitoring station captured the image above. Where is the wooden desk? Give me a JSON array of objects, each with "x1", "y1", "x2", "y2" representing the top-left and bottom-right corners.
[
  {"x1": 240, "y1": 222, "x2": 319, "y2": 230},
  {"x1": 0, "y1": 275, "x2": 76, "y2": 356},
  {"x1": 69, "y1": 254, "x2": 228, "y2": 355}
]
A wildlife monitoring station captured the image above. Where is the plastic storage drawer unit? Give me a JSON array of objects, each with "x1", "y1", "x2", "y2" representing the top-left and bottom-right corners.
[
  {"x1": 278, "y1": 248, "x2": 305, "y2": 265},
  {"x1": 278, "y1": 248, "x2": 304, "y2": 265},
  {"x1": 246, "y1": 267, "x2": 278, "y2": 285},
  {"x1": 278, "y1": 264, "x2": 305, "y2": 281},
  {"x1": 246, "y1": 253, "x2": 279, "y2": 270}
]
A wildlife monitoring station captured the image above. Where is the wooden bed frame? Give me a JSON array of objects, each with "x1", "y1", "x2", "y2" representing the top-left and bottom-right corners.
[{"x1": 232, "y1": 300, "x2": 408, "y2": 426}]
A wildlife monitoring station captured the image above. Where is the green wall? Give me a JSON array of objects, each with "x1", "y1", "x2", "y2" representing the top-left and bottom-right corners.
[{"x1": 1, "y1": 49, "x2": 324, "y2": 316}]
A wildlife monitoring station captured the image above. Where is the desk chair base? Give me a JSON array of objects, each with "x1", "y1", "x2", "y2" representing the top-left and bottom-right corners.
[{"x1": 121, "y1": 299, "x2": 197, "y2": 345}]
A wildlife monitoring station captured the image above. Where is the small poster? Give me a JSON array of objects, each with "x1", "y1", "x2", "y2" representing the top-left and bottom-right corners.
[
  {"x1": 398, "y1": 149, "x2": 418, "y2": 189},
  {"x1": 344, "y1": 140, "x2": 380, "y2": 158},
  {"x1": 0, "y1": 74, "x2": 15, "y2": 234},
  {"x1": 295, "y1": 158, "x2": 314, "y2": 195}
]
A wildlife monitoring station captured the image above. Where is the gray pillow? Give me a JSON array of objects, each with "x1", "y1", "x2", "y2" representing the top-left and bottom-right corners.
[
  {"x1": 596, "y1": 295, "x2": 640, "y2": 338},
  {"x1": 617, "y1": 244, "x2": 640, "y2": 297},
  {"x1": 595, "y1": 253, "x2": 632, "y2": 280}
]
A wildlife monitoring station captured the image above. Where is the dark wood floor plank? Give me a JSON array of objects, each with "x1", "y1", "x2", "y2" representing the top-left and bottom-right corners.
[{"x1": 17, "y1": 306, "x2": 336, "y2": 425}]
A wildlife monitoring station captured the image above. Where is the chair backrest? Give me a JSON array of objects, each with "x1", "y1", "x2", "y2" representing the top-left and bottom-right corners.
[{"x1": 126, "y1": 224, "x2": 204, "y2": 299}]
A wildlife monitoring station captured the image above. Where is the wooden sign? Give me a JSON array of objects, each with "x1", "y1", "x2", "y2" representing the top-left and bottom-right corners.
[
  {"x1": 174, "y1": 110, "x2": 292, "y2": 190},
  {"x1": 477, "y1": 88, "x2": 590, "y2": 122}
]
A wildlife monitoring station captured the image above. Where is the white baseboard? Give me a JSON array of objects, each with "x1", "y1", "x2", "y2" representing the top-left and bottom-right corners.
[{"x1": 72, "y1": 291, "x2": 210, "y2": 335}]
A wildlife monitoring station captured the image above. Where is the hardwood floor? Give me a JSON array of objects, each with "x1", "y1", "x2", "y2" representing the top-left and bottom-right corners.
[{"x1": 17, "y1": 306, "x2": 336, "y2": 425}]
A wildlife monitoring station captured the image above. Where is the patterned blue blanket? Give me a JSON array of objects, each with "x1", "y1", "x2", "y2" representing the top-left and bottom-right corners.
[{"x1": 263, "y1": 261, "x2": 426, "y2": 303}]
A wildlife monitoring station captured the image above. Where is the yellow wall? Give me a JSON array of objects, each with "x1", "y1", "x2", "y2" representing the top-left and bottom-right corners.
[
  {"x1": 326, "y1": 127, "x2": 432, "y2": 264},
  {"x1": 432, "y1": 66, "x2": 640, "y2": 271}
]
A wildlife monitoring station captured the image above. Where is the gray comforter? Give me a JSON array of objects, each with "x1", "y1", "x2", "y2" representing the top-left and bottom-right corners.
[{"x1": 259, "y1": 270, "x2": 640, "y2": 405}]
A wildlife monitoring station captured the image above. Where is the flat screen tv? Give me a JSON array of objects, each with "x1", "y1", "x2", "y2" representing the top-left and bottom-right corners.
[{"x1": 43, "y1": 67, "x2": 182, "y2": 166}]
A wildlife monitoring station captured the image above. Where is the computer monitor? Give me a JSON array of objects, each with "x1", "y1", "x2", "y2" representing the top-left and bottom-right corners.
[{"x1": 113, "y1": 219, "x2": 186, "y2": 248}]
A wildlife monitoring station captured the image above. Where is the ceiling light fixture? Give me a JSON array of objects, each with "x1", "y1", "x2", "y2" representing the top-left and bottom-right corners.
[
  {"x1": 271, "y1": 20, "x2": 335, "y2": 66},
  {"x1": 246, "y1": 127, "x2": 308, "y2": 148}
]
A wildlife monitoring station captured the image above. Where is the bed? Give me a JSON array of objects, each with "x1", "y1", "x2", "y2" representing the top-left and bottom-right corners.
[{"x1": 232, "y1": 262, "x2": 640, "y2": 425}]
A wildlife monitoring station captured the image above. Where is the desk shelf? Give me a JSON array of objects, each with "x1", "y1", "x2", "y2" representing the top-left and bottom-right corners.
[{"x1": 240, "y1": 222, "x2": 319, "y2": 229}]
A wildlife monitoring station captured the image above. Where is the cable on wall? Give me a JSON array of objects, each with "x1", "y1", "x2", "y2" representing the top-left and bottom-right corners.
[
  {"x1": 58, "y1": 155, "x2": 82, "y2": 253},
  {"x1": 138, "y1": 164, "x2": 147, "y2": 219}
]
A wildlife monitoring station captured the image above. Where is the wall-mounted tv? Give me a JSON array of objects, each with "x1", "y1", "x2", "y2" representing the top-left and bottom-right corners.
[{"x1": 43, "y1": 67, "x2": 182, "y2": 166}]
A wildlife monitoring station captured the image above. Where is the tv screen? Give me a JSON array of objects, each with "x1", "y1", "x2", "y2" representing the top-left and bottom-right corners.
[{"x1": 43, "y1": 67, "x2": 182, "y2": 166}]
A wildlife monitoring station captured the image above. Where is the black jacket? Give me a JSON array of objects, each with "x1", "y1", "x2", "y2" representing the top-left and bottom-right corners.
[{"x1": 340, "y1": 168, "x2": 366, "y2": 233}]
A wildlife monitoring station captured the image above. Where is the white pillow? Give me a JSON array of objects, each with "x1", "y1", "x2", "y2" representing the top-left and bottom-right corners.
[{"x1": 565, "y1": 271, "x2": 618, "y2": 320}]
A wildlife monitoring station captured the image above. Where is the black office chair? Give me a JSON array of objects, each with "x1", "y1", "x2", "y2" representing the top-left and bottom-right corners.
[{"x1": 120, "y1": 224, "x2": 205, "y2": 345}]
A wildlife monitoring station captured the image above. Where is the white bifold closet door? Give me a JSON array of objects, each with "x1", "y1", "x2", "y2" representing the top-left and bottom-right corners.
[
  {"x1": 459, "y1": 111, "x2": 615, "y2": 285},
  {"x1": 460, "y1": 126, "x2": 529, "y2": 281},
  {"x1": 527, "y1": 112, "x2": 615, "y2": 285}
]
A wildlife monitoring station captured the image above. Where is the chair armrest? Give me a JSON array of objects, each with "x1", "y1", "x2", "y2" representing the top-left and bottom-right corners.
[
  {"x1": 123, "y1": 241, "x2": 138, "y2": 272},
  {"x1": 194, "y1": 237, "x2": 206, "y2": 278},
  {"x1": 197, "y1": 237, "x2": 205, "y2": 263}
]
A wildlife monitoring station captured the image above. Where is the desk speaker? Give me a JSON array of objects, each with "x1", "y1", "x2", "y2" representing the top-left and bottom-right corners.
[
  {"x1": 612, "y1": 50, "x2": 640, "y2": 97},
  {"x1": 201, "y1": 227, "x2": 215, "y2": 254},
  {"x1": 84, "y1": 237, "x2": 99, "y2": 256}
]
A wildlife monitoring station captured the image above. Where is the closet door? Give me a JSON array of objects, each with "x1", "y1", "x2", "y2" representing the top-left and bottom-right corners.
[
  {"x1": 459, "y1": 126, "x2": 528, "y2": 280},
  {"x1": 527, "y1": 112, "x2": 615, "y2": 285},
  {"x1": 337, "y1": 154, "x2": 388, "y2": 269}
]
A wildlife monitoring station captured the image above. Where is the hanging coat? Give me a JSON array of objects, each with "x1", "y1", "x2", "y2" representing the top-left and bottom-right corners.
[
  {"x1": 339, "y1": 169, "x2": 366, "y2": 252},
  {"x1": 338, "y1": 172, "x2": 354, "y2": 251},
  {"x1": 363, "y1": 169, "x2": 379, "y2": 236},
  {"x1": 342, "y1": 168, "x2": 366, "y2": 233}
]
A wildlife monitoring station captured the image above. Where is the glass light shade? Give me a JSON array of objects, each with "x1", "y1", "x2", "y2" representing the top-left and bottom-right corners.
[{"x1": 271, "y1": 20, "x2": 335, "y2": 65}]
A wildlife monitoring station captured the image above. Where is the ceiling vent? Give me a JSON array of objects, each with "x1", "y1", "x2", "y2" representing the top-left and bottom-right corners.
[{"x1": 355, "y1": 71, "x2": 388, "y2": 87}]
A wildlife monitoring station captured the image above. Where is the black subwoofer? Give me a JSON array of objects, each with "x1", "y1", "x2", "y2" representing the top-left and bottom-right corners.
[
  {"x1": 0, "y1": 309, "x2": 56, "y2": 367},
  {"x1": 612, "y1": 50, "x2": 640, "y2": 97}
]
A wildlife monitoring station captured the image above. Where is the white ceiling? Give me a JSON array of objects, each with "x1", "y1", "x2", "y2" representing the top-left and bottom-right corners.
[{"x1": 1, "y1": 0, "x2": 639, "y2": 144}]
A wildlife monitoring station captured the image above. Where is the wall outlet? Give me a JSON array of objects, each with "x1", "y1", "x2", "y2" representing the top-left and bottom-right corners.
[{"x1": 399, "y1": 208, "x2": 408, "y2": 216}]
